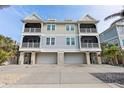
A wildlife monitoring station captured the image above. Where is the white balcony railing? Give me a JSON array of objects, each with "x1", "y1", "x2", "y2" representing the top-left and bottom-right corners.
[
  {"x1": 80, "y1": 28, "x2": 97, "y2": 33},
  {"x1": 81, "y1": 43, "x2": 99, "y2": 48},
  {"x1": 22, "y1": 42, "x2": 40, "y2": 48},
  {"x1": 24, "y1": 28, "x2": 41, "y2": 33}
]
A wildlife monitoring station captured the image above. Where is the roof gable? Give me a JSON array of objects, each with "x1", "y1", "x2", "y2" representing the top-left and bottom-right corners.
[
  {"x1": 24, "y1": 13, "x2": 42, "y2": 21},
  {"x1": 79, "y1": 14, "x2": 98, "y2": 23}
]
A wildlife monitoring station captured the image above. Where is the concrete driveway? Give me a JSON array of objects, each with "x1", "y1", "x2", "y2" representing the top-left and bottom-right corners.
[{"x1": 0, "y1": 64, "x2": 124, "y2": 88}]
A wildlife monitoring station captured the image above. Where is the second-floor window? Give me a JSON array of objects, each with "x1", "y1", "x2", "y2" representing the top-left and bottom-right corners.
[
  {"x1": 47, "y1": 24, "x2": 55, "y2": 31},
  {"x1": 66, "y1": 25, "x2": 75, "y2": 31},
  {"x1": 66, "y1": 37, "x2": 75, "y2": 45},
  {"x1": 46, "y1": 37, "x2": 55, "y2": 45}
]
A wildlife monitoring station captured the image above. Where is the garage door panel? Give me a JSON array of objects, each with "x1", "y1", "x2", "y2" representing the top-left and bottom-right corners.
[
  {"x1": 36, "y1": 53, "x2": 57, "y2": 64},
  {"x1": 64, "y1": 53, "x2": 85, "y2": 64}
]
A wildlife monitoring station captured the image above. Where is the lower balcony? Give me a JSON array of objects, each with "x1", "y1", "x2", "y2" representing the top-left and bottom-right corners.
[
  {"x1": 80, "y1": 36, "x2": 101, "y2": 51},
  {"x1": 22, "y1": 42, "x2": 40, "y2": 48}
]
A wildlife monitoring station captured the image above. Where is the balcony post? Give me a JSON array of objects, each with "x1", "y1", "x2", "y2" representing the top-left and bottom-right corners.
[
  {"x1": 78, "y1": 23, "x2": 80, "y2": 33},
  {"x1": 27, "y1": 42, "x2": 29, "y2": 48},
  {"x1": 92, "y1": 43, "x2": 93, "y2": 48},
  {"x1": 31, "y1": 52, "x2": 36, "y2": 64},
  {"x1": 87, "y1": 43, "x2": 88, "y2": 48},
  {"x1": 79, "y1": 36, "x2": 81, "y2": 49},
  {"x1": 85, "y1": 28, "x2": 87, "y2": 33},
  {"x1": 97, "y1": 52, "x2": 101, "y2": 64},
  {"x1": 32, "y1": 42, "x2": 34, "y2": 48},
  {"x1": 86, "y1": 52, "x2": 91, "y2": 64}
]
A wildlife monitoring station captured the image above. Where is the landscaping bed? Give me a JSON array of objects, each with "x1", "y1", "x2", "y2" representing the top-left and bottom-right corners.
[{"x1": 91, "y1": 73, "x2": 124, "y2": 85}]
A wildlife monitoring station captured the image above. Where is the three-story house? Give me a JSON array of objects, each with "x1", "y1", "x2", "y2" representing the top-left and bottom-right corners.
[{"x1": 19, "y1": 13, "x2": 101, "y2": 65}]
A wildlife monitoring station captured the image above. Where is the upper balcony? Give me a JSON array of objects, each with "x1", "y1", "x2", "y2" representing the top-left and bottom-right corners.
[
  {"x1": 80, "y1": 28, "x2": 97, "y2": 33},
  {"x1": 79, "y1": 23, "x2": 98, "y2": 35},
  {"x1": 23, "y1": 23, "x2": 41, "y2": 34},
  {"x1": 24, "y1": 28, "x2": 41, "y2": 33}
]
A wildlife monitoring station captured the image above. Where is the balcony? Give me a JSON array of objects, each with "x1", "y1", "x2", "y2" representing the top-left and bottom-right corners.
[
  {"x1": 80, "y1": 28, "x2": 97, "y2": 33},
  {"x1": 24, "y1": 28, "x2": 41, "y2": 33},
  {"x1": 22, "y1": 42, "x2": 40, "y2": 48},
  {"x1": 81, "y1": 43, "x2": 99, "y2": 48}
]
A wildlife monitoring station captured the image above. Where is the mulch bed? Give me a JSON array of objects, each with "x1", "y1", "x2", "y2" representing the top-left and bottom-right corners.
[{"x1": 90, "y1": 73, "x2": 124, "y2": 85}]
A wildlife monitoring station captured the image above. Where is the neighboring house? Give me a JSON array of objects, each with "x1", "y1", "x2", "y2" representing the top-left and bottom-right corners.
[
  {"x1": 19, "y1": 13, "x2": 101, "y2": 65},
  {"x1": 99, "y1": 21, "x2": 124, "y2": 50}
]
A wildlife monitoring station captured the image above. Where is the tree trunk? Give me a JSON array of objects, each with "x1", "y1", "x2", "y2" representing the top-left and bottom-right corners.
[
  {"x1": 110, "y1": 58, "x2": 114, "y2": 65},
  {"x1": 115, "y1": 56, "x2": 118, "y2": 65}
]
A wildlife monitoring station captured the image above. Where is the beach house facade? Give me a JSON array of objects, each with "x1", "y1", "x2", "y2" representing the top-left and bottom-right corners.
[{"x1": 19, "y1": 14, "x2": 101, "y2": 65}]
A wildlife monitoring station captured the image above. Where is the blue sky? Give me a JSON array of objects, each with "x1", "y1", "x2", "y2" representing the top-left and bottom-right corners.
[{"x1": 0, "y1": 5, "x2": 123, "y2": 42}]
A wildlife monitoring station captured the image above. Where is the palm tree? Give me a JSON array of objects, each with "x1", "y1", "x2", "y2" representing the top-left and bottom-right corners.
[
  {"x1": 101, "y1": 44, "x2": 120, "y2": 65},
  {"x1": 104, "y1": 6, "x2": 124, "y2": 25},
  {"x1": 0, "y1": 35, "x2": 18, "y2": 65}
]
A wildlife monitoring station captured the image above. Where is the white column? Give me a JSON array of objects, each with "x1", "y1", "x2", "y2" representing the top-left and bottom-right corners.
[
  {"x1": 96, "y1": 35, "x2": 101, "y2": 48},
  {"x1": 57, "y1": 52, "x2": 64, "y2": 65},
  {"x1": 86, "y1": 52, "x2": 91, "y2": 64},
  {"x1": 20, "y1": 36, "x2": 24, "y2": 48},
  {"x1": 40, "y1": 36, "x2": 42, "y2": 49},
  {"x1": 31, "y1": 52, "x2": 36, "y2": 65},
  {"x1": 19, "y1": 52, "x2": 24, "y2": 65},
  {"x1": 78, "y1": 23, "x2": 80, "y2": 33},
  {"x1": 97, "y1": 52, "x2": 101, "y2": 64}
]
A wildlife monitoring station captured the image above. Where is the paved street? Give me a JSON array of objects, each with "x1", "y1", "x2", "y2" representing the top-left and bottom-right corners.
[{"x1": 0, "y1": 64, "x2": 124, "y2": 88}]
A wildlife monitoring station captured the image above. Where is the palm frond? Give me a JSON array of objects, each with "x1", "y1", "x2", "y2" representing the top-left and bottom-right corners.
[
  {"x1": 104, "y1": 12, "x2": 121, "y2": 21},
  {"x1": 111, "y1": 17, "x2": 124, "y2": 26}
]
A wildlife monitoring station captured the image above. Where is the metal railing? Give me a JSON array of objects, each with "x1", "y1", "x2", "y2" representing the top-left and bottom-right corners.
[
  {"x1": 81, "y1": 43, "x2": 99, "y2": 48},
  {"x1": 22, "y1": 42, "x2": 40, "y2": 48},
  {"x1": 24, "y1": 28, "x2": 41, "y2": 33},
  {"x1": 80, "y1": 28, "x2": 97, "y2": 33}
]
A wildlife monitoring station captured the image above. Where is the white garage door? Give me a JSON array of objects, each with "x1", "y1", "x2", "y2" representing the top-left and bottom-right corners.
[
  {"x1": 64, "y1": 53, "x2": 85, "y2": 64},
  {"x1": 36, "y1": 53, "x2": 57, "y2": 64}
]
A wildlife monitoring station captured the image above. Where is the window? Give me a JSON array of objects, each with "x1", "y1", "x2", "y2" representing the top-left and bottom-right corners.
[
  {"x1": 66, "y1": 38, "x2": 70, "y2": 45},
  {"x1": 46, "y1": 38, "x2": 50, "y2": 45},
  {"x1": 66, "y1": 25, "x2": 70, "y2": 31},
  {"x1": 52, "y1": 24, "x2": 55, "y2": 30},
  {"x1": 47, "y1": 24, "x2": 55, "y2": 31},
  {"x1": 47, "y1": 25, "x2": 51, "y2": 30},
  {"x1": 66, "y1": 25, "x2": 74, "y2": 31},
  {"x1": 71, "y1": 26, "x2": 74, "y2": 31},
  {"x1": 51, "y1": 38, "x2": 55, "y2": 45},
  {"x1": 66, "y1": 37, "x2": 75, "y2": 45},
  {"x1": 46, "y1": 37, "x2": 55, "y2": 45},
  {"x1": 71, "y1": 37, "x2": 75, "y2": 45}
]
